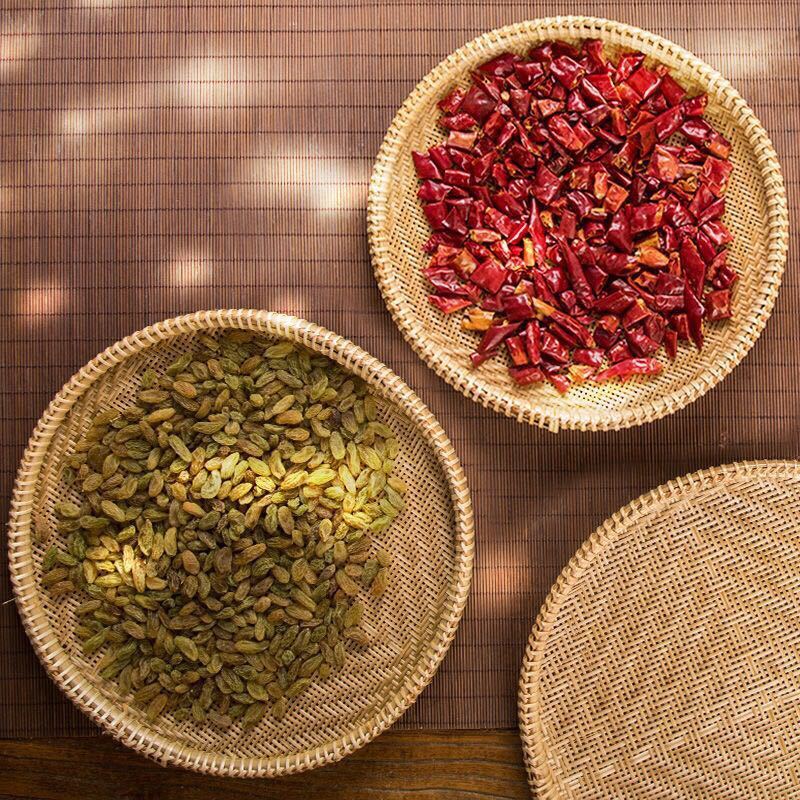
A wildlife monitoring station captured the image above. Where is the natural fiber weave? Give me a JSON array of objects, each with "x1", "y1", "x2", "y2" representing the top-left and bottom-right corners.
[
  {"x1": 6, "y1": 309, "x2": 474, "y2": 776},
  {"x1": 518, "y1": 460, "x2": 800, "y2": 799},
  {"x1": 368, "y1": 17, "x2": 789, "y2": 432}
]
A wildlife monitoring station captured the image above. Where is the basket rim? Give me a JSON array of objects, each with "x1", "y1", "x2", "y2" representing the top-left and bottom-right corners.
[
  {"x1": 7, "y1": 308, "x2": 475, "y2": 777},
  {"x1": 517, "y1": 458, "x2": 800, "y2": 798},
  {"x1": 367, "y1": 16, "x2": 790, "y2": 433}
]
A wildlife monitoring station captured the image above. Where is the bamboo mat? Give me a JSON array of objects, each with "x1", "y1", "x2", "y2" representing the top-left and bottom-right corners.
[{"x1": 0, "y1": 0, "x2": 797, "y2": 736}]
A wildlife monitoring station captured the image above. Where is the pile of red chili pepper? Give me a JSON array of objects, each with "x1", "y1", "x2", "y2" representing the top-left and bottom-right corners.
[{"x1": 413, "y1": 39, "x2": 735, "y2": 391}]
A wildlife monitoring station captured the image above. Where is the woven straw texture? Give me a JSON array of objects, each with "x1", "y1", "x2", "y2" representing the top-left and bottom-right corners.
[
  {"x1": 519, "y1": 460, "x2": 800, "y2": 799},
  {"x1": 368, "y1": 17, "x2": 789, "y2": 432},
  {"x1": 6, "y1": 310, "x2": 474, "y2": 776},
  {"x1": 1, "y1": 0, "x2": 798, "y2": 738}
]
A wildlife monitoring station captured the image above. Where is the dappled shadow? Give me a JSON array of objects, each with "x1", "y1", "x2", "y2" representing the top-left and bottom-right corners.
[{"x1": 1, "y1": 0, "x2": 799, "y2": 737}]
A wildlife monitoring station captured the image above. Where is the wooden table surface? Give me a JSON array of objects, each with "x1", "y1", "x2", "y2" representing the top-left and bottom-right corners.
[{"x1": 0, "y1": 731, "x2": 530, "y2": 800}]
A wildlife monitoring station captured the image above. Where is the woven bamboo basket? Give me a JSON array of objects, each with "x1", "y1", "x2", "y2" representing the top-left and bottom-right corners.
[
  {"x1": 518, "y1": 460, "x2": 800, "y2": 799},
  {"x1": 368, "y1": 17, "x2": 789, "y2": 432},
  {"x1": 7, "y1": 309, "x2": 474, "y2": 776}
]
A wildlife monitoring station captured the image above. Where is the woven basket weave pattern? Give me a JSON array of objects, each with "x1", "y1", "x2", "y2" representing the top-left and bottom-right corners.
[
  {"x1": 519, "y1": 460, "x2": 800, "y2": 799},
  {"x1": 368, "y1": 17, "x2": 788, "y2": 432},
  {"x1": 7, "y1": 310, "x2": 474, "y2": 776}
]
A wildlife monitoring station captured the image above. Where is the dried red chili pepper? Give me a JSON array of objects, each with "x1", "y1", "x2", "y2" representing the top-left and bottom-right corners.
[
  {"x1": 606, "y1": 341, "x2": 633, "y2": 363},
  {"x1": 664, "y1": 328, "x2": 679, "y2": 359},
  {"x1": 647, "y1": 145, "x2": 680, "y2": 183},
  {"x1": 503, "y1": 293, "x2": 535, "y2": 321},
  {"x1": 681, "y1": 94, "x2": 708, "y2": 117},
  {"x1": 509, "y1": 365, "x2": 546, "y2": 385},
  {"x1": 683, "y1": 284, "x2": 705, "y2": 350},
  {"x1": 622, "y1": 299, "x2": 651, "y2": 330},
  {"x1": 469, "y1": 259, "x2": 509, "y2": 293},
  {"x1": 414, "y1": 39, "x2": 735, "y2": 390},
  {"x1": 671, "y1": 312, "x2": 690, "y2": 341},
  {"x1": 594, "y1": 357, "x2": 663, "y2": 382},
  {"x1": 700, "y1": 156, "x2": 733, "y2": 196},
  {"x1": 532, "y1": 297, "x2": 594, "y2": 347},
  {"x1": 474, "y1": 321, "x2": 521, "y2": 358},
  {"x1": 659, "y1": 71, "x2": 686, "y2": 106},
  {"x1": 680, "y1": 118, "x2": 731, "y2": 158},
  {"x1": 428, "y1": 295, "x2": 472, "y2": 314},
  {"x1": 573, "y1": 348, "x2": 604, "y2": 368},
  {"x1": 713, "y1": 264, "x2": 738, "y2": 290},
  {"x1": 558, "y1": 237, "x2": 595, "y2": 309},
  {"x1": 547, "y1": 373, "x2": 572, "y2": 393},
  {"x1": 652, "y1": 106, "x2": 684, "y2": 141},
  {"x1": 644, "y1": 313, "x2": 666, "y2": 344},
  {"x1": 541, "y1": 329, "x2": 570, "y2": 363},
  {"x1": 505, "y1": 335, "x2": 529, "y2": 366},
  {"x1": 628, "y1": 202, "x2": 664, "y2": 234},
  {"x1": 704, "y1": 289, "x2": 733, "y2": 321},
  {"x1": 652, "y1": 294, "x2": 684, "y2": 313},
  {"x1": 680, "y1": 239, "x2": 706, "y2": 298},
  {"x1": 438, "y1": 88, "x2": 466, "y2": 114},
  {"x1": 460, "y1": 86, "x2": 496, "y2": 123},
  {"x1": 628, "y1": 328, "x2": 660, "y2": 356},
  {"x1": 423, "y1": 266, "x2": 465, "y2": 296},
  {"x1": 594, "y1": 289, "x2": 635, "y2": 315},
  {"x1": 523, "y1": 321, "x2": 542, "y2": 364}
]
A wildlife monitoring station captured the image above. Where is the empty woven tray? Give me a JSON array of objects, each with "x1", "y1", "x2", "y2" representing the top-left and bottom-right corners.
[
  {"x1": 368, "y1": 17, "x2": 788, "y2": 432},
  {"x1": 7, "y1": 309, "x2": 474, "y2": 776},
  {"x1": 519, "y1": 460, "x2": 800, "y2": 799}
]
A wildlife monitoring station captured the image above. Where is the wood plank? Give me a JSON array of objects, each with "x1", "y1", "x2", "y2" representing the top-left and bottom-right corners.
[{"x1": 0, "y1": 730, "x2": 529, "y2": 800}]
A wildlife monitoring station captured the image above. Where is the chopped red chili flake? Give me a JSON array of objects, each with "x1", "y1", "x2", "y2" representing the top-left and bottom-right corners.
[{"x1": 413, "y1": 39, "x2": 736, "y2": 388}]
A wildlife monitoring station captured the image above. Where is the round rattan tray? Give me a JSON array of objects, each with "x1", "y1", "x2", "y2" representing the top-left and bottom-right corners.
[
  {"x1": 368, "y1": 17, "x2": 789, "y2": 432},
  {"x1": 519, "y1": 460, "x2": 800, "y2": 799},
  {"x1": 7, "y1": 309, "x2": 474, "y2": 776}
]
